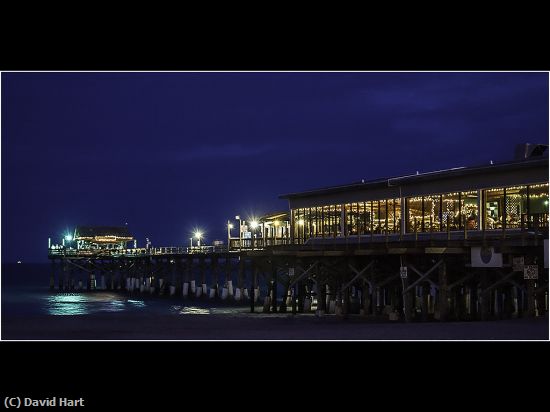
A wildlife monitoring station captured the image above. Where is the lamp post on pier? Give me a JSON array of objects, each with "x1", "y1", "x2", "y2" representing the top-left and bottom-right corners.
[
  {"x1": 235, "y1": 215, "x2": 242, "y2": 251},
  {"x1": 227, "y1": 221, "x2": 234, "y2": 251},
  {"x1": 64, "y1": 234, "x2": 73, "y2": 249},
  {"x1": 250, "y1": 220, "x2": 259, "y2": 250},
  {"x1": 194, "y1": 231, "x2": 203, "y2": 250}
]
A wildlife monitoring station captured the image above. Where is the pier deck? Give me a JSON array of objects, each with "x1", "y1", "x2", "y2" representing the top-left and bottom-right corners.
[{"x1": 47, "y1": 227, "x2": 548, "y2": 323}]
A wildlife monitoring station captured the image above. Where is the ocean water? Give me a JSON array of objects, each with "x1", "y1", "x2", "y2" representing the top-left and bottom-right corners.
[{"x1": 1, "y1": 263, "x2": 251, "y2": 318}]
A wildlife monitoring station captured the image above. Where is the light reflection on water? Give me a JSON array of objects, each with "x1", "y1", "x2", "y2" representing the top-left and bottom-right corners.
[
  {"x1": 170, "y1": 305, "x2": 248, "y2": 315},
  {"x1": 46, "y1": 294, "x2": 88, "y2": 315},
  {"x1": 172, "y1": 305, "x2": 211, "y2": 315},
  {"x1": 43, "y1": 293, "x2": 249, "y2": 316},
  {"x1": 44, "y1": 293, "x2": 147, "y2": 316}
]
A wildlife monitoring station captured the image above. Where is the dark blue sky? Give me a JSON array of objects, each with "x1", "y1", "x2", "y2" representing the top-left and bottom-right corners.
[{"x1": 2, "y1": 72, "x2": 548, "y2": 262}]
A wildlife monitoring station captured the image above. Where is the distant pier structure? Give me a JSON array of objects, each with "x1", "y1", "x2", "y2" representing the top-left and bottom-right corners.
[{"x1": 48, "y1": 144, "x2": 549, "y2": 321}]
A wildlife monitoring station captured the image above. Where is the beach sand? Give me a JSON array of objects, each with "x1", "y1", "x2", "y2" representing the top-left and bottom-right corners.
[{"x1": 2, "y1": 312, "x2": 548, "y2": 340}]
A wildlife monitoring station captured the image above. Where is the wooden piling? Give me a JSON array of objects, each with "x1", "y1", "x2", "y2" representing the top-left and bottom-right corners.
[
  {"x1": 437, "y1": 259, "x2": 448, "y2": 321},
  {"x1": 317, "y1": 280, "x2": 326, "y2": 314},
  {"x1": 480, "y1": 270, "x2": 490, "y2": 321},
  {"x1": 224, "y1": 256, "x2": 232, "y2": 299},
  {"x1": 342, "y1": 273, "x2": 350, "y2": 317},
  {"x1": 421, "y1": 284, "x2": 429, "y2": 321},
  {"x1": 238, "y1": 257, "x2": 245, "y2": 301},
  {"x1": 279, "y1": 277, "x2": 289, "y2": 313},
  {"x1": 402, "y1": 279, "x2": 411, "y2": 322},
  {"x1": 211, "y1": 255, "x2": 219, "y2": 298},
  {"x1": 271, "y1": 261, "x2": 278, "y2": 313},
  {"x1": 199, "y1": 255, "x2": 206, "y2": 297},
  {"x1": 170, "y1": 258, "x2": 176, "y2": 292},
  {"x1": 503, "y1": 284, "x2": 514, "y2": 319},
  {"x1": 250, "y1": 260, "x2": 256, "y2": 313},
  {"x1": 291, "y1": 284, "x2": 297, "y2": 314},
  {"x1": 526, "y1": 279, "x2": 536, "y2": 317},
  {"x1": 186, "y1": 256, "x2": 193, "y2": 298}
]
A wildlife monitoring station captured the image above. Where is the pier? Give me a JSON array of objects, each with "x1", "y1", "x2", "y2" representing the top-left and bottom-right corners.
[
  {"x1": 47, "y1": 223, "x2": 548, "y2": 322},
  {"x1": 47, "y1": 148, "x2": 549, "y2": 322}
]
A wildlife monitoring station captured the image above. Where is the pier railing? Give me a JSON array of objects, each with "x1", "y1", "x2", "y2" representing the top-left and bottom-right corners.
[
  {"x1": 48, "y1": 245, "x2": 230, "y2": 258},
  {"x1": 228, "y1": 237, "x2": 290, "y2": 250},
  {"x1": 47, "y1": 213, "x2": 548, "y2": 258}
]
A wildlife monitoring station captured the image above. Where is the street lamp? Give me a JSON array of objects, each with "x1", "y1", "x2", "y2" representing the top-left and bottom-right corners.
[
  {"x1": 63, "y1": 233, "x2": 73, "y2": 248},
  {"x1": 250, "y1": 220, "x2": 259, "y2": 250},
  {"x1": 227, "y1": 221, "x2": 234, "y2": 250},
  {"x1": 194, "y1": 231, "x2": 203, "y2": 247}
]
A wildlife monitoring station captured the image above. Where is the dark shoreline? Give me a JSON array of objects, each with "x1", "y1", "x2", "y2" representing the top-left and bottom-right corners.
[{"x1": 3, "y1": 312, "x2": 548, "y2": 340}]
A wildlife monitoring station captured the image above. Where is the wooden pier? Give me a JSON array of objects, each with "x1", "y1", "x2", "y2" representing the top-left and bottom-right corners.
[
  {"x1": 47, "y1": 226, "x2": 548, "y2": 322},
  {"x1": 47, "y1": 151, "x2": 549, "y2": 321}
]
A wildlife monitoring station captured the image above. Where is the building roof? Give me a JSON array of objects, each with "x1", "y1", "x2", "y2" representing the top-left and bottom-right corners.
[
  {"x1": 279, "y1": 156, "x2": 548, "y2": 200},
  {"x1": 259, "y1": 211, "x2": 290, "y2": 222},
  {"x1": 75, "y1": 226, "x2": 133, "y2": 239}
]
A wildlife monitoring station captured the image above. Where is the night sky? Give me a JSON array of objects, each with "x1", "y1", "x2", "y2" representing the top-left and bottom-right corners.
[{"x1": 2, "y1": 72, "x2": 548, "y2": 263}]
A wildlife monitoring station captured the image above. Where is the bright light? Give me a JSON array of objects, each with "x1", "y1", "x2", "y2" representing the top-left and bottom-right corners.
[
  {"x1": 194, "y1": 231, "x2": 203, "y2": 239},
  {"x1": 545, "y1": 200, "x2": 549, "y2": 206},
  {"x1": 273, "y1": 220, "x2": 280, "y2": 226},
  {"x1": 228, "y1": 223, "x2": 234, "y2": 229},
  {"x1": 65, "y1": 234, "x2": 73, "y2": 241},
  {"x1": 235, "y1": 215, "x2": 240, "y2": 220},
  {"x1": 298, "y1": 219, "x2": 305, "y2": 226},
  {"x1": 250, "y1": 221, "x2": 259, "y2": 229}
]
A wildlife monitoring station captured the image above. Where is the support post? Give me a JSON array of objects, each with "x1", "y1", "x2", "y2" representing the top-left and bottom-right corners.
[
  {"x1": 199, "y1": 255, "x2": 206, "y2": 298},
  {"x1": 224, "y1": 256, "x2": 232, "y2": 299},
  {"x1": 526, "y1": 279, "x2": 536, "y2": 318},
  {"x1": 469, "y1": 280, "x2": 478, "y2": 320},
  {"x1": 342, "y1": 274, "x2": 350, "y2": 317},
  {"x1": 297, "y1": 281, "x2": 304, "y2": 313},
  {"x1": 317, "y1": 281, "x2": 326, "y2": 314},
  {"x1": 480, "y1": 270, "x2": 490, "y2": 321},
  {"x1": 271, "y1": 261, "x2": 278, "y2": 313},
  {"x1": 421, "y1": 283, "x2": 429, "y2": 321},
  {"x1": 437, "y1": 259, "x2": 448, "y2": 321},
  {"x1": 363, "y1": 279, "x2": 371, "y2": 316},
  {"x1": 279, "y1": 278, "x2": 289, "y2": 313},
  {"x1": 250, "y1": 260, "x2": 256, "y2": 313},
  {"x1": 211, "y1": 255, "x2": 219, "y2": 298},
  {"x1": 237, "y1": 256, "x2": 245, "y2": 301}
]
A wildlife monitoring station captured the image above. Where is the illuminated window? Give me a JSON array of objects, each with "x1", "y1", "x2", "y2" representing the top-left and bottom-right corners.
[
  {"x1": 423, "y1": 195, "x2": 441, "y2": 231},
  {"x1": 504, "y1": 186, "x2": 527, "y2": 228},
  {"x1": 406, "y1": 197, "x2": 423, "y2": 232},
  {"x1": 528, "y1": 183, "x2": 549, "y2": 228},
  {"x1": 528, "y1": 183, "x2": 549, "y2": 214},
  {"x1": 461, "y1": 190, "x2": 478, "y2": 230},
  {"x1": 441, "y1": 192, "x2": 460, "y2": 231},
  {"x1": 485, "y1": 188, "x2": 504, "y2": 229},
  {"x1": 387, "y1": 198, "x2": 401, "y2": 233}
]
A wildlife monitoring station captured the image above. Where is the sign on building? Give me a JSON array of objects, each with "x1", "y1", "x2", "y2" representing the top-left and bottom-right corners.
[
  {"x1": 512, "y1": 256, "x2": 524, "y2": 272},
  {"x1": 523, "y1": 265, "x2": 539, "y2": 280},
  {"x1": 288, "y1": 267, "x2": 295, "y2": 277},
  {"x1": 400, "y1": 266, "x2": 408, "y2": 278},
  {"x1": 471, "y1": 246, "x2": 503, "y2": 267}
]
